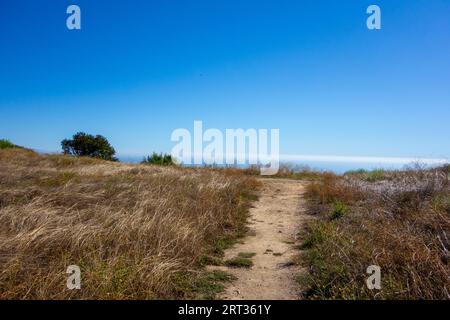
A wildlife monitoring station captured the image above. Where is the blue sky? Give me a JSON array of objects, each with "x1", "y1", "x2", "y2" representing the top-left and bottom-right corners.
[{"x1": 1, "y1": 0, "x2": 449, "y2": 161}]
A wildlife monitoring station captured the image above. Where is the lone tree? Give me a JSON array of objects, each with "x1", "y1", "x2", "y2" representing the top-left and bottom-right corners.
[{"x1": 61, "y1": 132, "x2": 117, "y2": 161}]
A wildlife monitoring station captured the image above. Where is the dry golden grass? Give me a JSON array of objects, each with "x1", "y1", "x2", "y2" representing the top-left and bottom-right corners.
[
  {"x1": 240, "y1": 164, "x2": 328, "y2": 181},
  {"x1": 301, "y1": 167, "x2": 450, "y2": 300},
  {"x1": 0, "y1": 149, "x2": 259, "y2": 299}
]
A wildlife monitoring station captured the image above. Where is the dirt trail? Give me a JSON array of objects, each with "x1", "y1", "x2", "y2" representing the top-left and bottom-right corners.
[{"x1": 214, "y1": 178, "x2": 307, "y2": 300}]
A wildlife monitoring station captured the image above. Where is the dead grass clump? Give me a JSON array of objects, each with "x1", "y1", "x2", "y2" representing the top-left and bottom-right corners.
[
  {"x1": 0, "y1": 149, "x2": 259, "y2": 299},
  {"x1": 305, "y1": 173, "x2": 364, "y2": 205}
]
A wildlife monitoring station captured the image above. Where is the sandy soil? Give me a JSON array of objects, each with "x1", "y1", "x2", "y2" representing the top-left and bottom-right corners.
[{"x1": 211, "y1": 178, "x2": 308, "y2": 300}]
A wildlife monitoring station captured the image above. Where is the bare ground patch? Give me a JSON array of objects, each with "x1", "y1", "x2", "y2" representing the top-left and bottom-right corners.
[{"x1": 210, "y1": 178, "x2": 308, "y2": 300}]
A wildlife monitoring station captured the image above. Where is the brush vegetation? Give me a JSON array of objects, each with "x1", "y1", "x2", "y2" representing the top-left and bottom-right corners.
[
  {"x1": 0, "y1": 139, "x2": 23, "y2": 150},
  {"x1": 0, "y1": 148, "x2": 259, "y2": 299},
  {"x1": 142, "y1": 152, "x2": 175, "y2": 166},
  {"x1": 300, "y1": 167, "x2": 450, "y2": 299}
]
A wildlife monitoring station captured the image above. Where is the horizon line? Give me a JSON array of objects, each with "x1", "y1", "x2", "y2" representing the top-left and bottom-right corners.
[{"x1": 33, "y1": 149, "x2": 450, "y2": 165}]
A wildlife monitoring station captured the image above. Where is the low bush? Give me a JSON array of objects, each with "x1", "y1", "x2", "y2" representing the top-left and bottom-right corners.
[
  {"x1": 365, "y1": 169, "x2": 386, "y2": 182},
  {"x1": 141, "y1": 152, "x2": 175, "y2": 166},
  {"x1": 330, "y1": 201, "x2": 346, "y2": 220},
  {"x1": 0, "y1": 139, "x2": 22, "y2": 150}
]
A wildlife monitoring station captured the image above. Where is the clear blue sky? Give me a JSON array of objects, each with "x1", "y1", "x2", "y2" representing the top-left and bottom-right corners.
[{"x1": 1, "y1": 0, "x2": 449, "y2": 159}]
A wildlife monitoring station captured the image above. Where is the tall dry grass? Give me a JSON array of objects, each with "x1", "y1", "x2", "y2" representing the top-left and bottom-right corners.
[
  {"x1": 0, "y1": 149, "x2": 259, "y2": 299},
  {"x1": 301, "y1": 167, "x2": 450, "y2": 300}
]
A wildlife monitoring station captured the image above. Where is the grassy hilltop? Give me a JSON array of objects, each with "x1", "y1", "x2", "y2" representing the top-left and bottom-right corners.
[
  {"x1": 1, "y1": 140, "x2": 448, "y2": 300},
  {"x1": 0, "y1": 147, "x2": 259, "y2": 299}
]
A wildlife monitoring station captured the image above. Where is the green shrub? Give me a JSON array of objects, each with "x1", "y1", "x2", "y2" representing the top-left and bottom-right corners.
[
  {"x1": 344, "y1": 169, "x2": 367, "y2": 175},
  {"x1": 365, "y1": 169, "x2": 386, "y2": 182},
  {"x1": 331, "y1": 201, "x2": 347, "y2": 219},
  {"x1": 61, "y1": 132, "x2": 117, "y2": 161},
  {"x1": 0, "y1": 139, "x2": 22, "y2": 150},
  {"x1": 142, "y1": 152, "x2": 175, "y2": 166}
]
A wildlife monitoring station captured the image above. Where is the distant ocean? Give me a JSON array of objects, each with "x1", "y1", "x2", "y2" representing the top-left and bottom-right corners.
[{"x1": 118, "y1": 155, "x2": 449, "y2": 174}]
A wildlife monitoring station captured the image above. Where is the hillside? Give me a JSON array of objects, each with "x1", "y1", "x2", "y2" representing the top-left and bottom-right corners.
[
  {"x1": 300, "y1": 167, "x2": 450, "y2": 299},
  {"x1": 0, "y1": 148, "x2": 259, "y2": 299}
]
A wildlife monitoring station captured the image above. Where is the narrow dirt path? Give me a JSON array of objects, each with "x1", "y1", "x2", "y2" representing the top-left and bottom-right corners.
[{"x1": 213, "y1": 178, "x2": 307, "y2": 300}]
